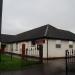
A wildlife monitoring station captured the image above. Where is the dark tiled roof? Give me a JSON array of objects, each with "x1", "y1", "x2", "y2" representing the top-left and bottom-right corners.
[
  {"x1": 1, "y1": 24, "x2": 75, "y2": 43},
  {"x1": 46, "y1": 25, "x2": 75, "y2": 41},
  {"x1": 0, "y1": 34, "x2": 16, "y2": 43},
  {"x1": 16, "y1": 25, "x2": 47, "y2": 42}
]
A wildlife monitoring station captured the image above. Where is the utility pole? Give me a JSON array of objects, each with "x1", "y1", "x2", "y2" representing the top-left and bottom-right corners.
[{"x1": 0, "y1": 0, "x2": 3, "y2": 62}]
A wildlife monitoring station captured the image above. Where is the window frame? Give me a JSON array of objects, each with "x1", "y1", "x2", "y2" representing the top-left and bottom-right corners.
[
  {"x1": 16, "y1": 43, "x2": 18, "y2": 51},
  {"x1": 56, "y1": 40, "x2": 61, "y2": 48},
  {"x1": 69, "y1": 41, "x2": 73, "y2": 48},
  {"x1": 56, "y1": 44, "x2": 61, "y2": 48},
  {"x1": 69, "y1": 44, "x2": 73, "y2": 48}
]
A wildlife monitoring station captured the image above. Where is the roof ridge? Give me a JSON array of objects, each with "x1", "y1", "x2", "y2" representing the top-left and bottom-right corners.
[
  {"x1": 44, "y1": 25, "x2": 49, "y2": 37},
  {"x1": 17, "y1": 25, "x2": 47, "y2": 35}
]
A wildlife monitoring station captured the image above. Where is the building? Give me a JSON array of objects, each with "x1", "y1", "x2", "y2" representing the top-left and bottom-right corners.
[{"x1": 1, "y1": 24, "x2": 75, "y2": 59}]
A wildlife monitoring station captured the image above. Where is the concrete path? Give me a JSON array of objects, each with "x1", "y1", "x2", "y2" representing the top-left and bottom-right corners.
[{"x1": 0, "y1": 59, "x2": 75, "y2": 75}]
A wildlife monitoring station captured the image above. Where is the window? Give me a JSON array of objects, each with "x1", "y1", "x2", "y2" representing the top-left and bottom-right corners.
[
  {"x1": 56, "y1": 44, "x2": 61, "y2": 48},
  {"x1": 69, "y1": 45, "x2": 73, "y2": 48},
  {"x1": 1, "y1": 43, "x2": 6, "y2": 49},
  {"x1": 69, "y1": 41, "x2": 73, "y2": 48},
  {"x1": 56, "y1": 40, "x2": 61, "y2": 48},
  {"x1": 11, "y1": 44, "x2": 13, "y2": 52},
  {"x1": 16, "y1": 43, "x2": 18, "y2": 51}
]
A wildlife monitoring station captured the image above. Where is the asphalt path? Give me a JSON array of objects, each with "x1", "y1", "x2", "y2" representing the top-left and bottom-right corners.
[{"x1": 0, "y1": 59, "x2": 75, "y2": 75}]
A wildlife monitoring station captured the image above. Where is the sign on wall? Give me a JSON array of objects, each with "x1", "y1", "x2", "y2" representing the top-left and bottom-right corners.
[{"x1": 35, "y1": 39, "x2": 45, "y2": 45}]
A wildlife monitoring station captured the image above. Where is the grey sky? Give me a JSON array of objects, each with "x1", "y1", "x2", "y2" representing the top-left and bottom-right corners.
[{"x1": 1, "y1": 0, "x2": 75, "y2": 35}]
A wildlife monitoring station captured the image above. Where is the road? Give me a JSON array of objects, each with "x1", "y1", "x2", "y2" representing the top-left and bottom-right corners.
[{"x1": 0, "y1": 59, "x2": 75, "y2": 75}]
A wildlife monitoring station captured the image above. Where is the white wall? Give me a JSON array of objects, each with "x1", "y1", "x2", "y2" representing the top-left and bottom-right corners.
[
  {"x1": 48, "y1": 39, "x2": 75, "y2": 58},
  {"x1": 5, "y1": 39, "x2": 75, "y2": 58},
  {"x1": 10, "y1": 41, "x2": 39, "y2": 57},
  {"x1": 5, "y1": 44, "x2": 12, "y2": 52},
  {"x1": 13, "y1": 43, "x2": 20, "y2": 54},
  {"x1": 73, "y1": 42, "x2": 75, "y2": 49},
  {"x1": 0, "y1": 42, "x2": 1, "y2": 49},
  {"x1": 3, "y1": 39, "x2": 49, "y2": 58},
  {"x1": 43, "y1": 39, "x2": 47, "y2": 58}
]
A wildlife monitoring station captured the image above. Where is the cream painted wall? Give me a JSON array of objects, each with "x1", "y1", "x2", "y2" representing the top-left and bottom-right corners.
[
  {"x1": 43, "y1": 39, "x2": 47, "y2": 58},
  {"x1": 5, "y1": 44, "x2": 12, "y2": 52},
  {"x1": 11, "y1": 41, "x2": 39, "y2": 57},
  {"x1": 5, "y1": 39, "x2": 75, "y2": 58},
  {"x1": 12, "y1": 40, "x2": 47, "y2": 57},
  {"x1": 0, "y1": 42, "x2": 1, "y2": 49},
  {"x1": 48, "y1": 39, "x2": 75, "y2": 58},
  {"x1": 73, "y1": 42, "x2": 75, "y2": 49},
  {"x1": 13, "y1": 43, "x2": 20, "y2": 54}
]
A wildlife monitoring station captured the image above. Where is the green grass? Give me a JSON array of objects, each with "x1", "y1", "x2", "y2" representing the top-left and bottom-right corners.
[{"x1": 0, "y1": 54, "x2": 39, "y2": 71}]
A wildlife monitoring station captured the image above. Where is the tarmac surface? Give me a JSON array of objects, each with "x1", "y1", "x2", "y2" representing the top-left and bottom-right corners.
[{"x1": 0, "y1": 59, "x2": 75, "y2": 75}]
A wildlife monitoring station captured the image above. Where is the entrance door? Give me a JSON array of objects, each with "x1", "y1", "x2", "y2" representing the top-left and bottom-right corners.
[
  {"x1": 38, "y1": 45, "x2": 43, "y2": 63},
  {"x1": 22, "y1": 44, "x2": 25, "y2": 58}
]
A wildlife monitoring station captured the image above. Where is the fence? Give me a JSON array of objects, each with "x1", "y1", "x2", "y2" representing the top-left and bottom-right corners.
[
  {"x1": 0, "y1": 46, "x2": 43, "y2": 64},
  {"x1": 0, "y1": 44, "x2": 43, "y2": 71},
  {"x1": 65, "y1": 49, "x2": 75, "y2": 75}
]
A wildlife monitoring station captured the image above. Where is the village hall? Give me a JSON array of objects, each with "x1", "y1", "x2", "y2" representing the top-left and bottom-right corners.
[{"x1": 0, "y1": 24, "x2": 75, "y2": 59}]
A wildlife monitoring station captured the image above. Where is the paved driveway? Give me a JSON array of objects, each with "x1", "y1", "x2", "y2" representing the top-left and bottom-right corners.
[{"x1": 0, "y1": 59, "x2": 75, "y2": 75}]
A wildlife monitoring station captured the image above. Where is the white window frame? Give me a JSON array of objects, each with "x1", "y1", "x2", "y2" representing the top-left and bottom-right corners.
[
  {"x1": 56, "y1": 40, "x2": 61, "y2": 48},
  {"x1": 69, "y1": 41, "x2": 73, "y2": 48},
  {"x1": 16, "y1": 43, "x2": 18, "y2": 51}
]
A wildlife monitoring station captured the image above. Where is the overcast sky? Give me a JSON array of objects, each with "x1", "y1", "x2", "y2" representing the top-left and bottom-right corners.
[{"x1": 1, "y1": 0, "x2": 75, "y2": 35}]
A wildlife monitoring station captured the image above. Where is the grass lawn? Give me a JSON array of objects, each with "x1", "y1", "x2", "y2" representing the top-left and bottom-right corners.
[{"x1": 0, "y1": 54, "x2": 39, "y2": 71}]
